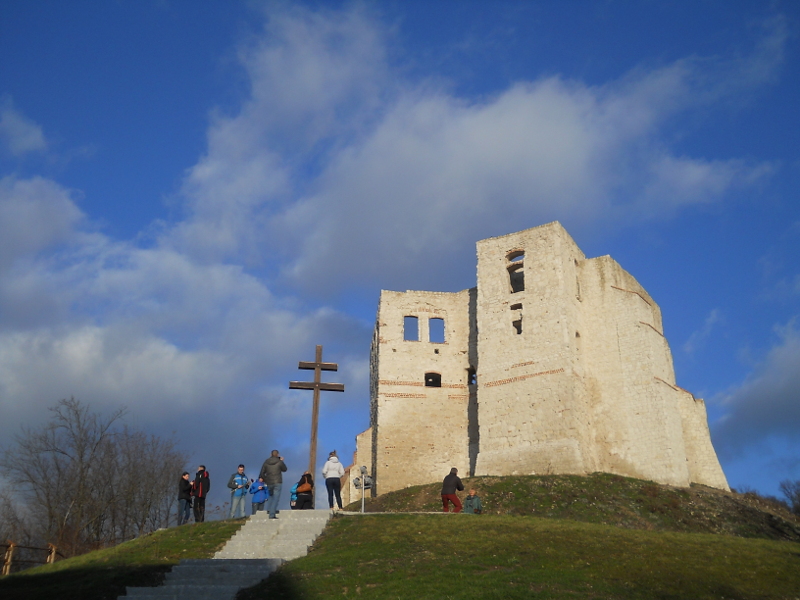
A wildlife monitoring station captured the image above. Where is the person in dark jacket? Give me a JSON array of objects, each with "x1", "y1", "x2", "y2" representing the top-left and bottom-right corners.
[
  {"x1": 259, "y1": 450, "x2": 287, "y2": 519},
  {"x1": 295, "y1": 471, "x2": 314, "y2": 510},
  {"x1": 178, "y1": 472, "x2": 192, "y2": 525},
  {"x1": 192, "y1": 465, "x2": 211, "y2": 523},
  {"x1": 441, "y1": 467, "x2": 464, "y2": 513}
]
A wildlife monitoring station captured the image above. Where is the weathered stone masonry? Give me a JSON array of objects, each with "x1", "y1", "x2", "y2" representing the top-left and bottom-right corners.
[{"x1": 346, "y1": 222, "x2": 728, "y2": 502}]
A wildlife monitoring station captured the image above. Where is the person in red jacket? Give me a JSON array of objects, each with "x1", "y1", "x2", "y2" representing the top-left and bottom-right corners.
[{"x1": 191, "y1": 465, "x2": 210, "y2": 523}]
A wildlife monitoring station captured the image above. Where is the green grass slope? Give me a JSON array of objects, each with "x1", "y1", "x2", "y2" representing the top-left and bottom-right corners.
[
  {"x1": 348, "y1": 473, "x2": 800, "y2": 541},
  {"x1": 239, "y1": 514, "x2": 800, "y2": 600},
  {"x1": 0, "y1": 519, "x2": 243, "y2": 600}
]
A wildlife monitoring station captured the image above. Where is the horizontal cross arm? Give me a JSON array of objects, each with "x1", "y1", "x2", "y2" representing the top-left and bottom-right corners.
[
  {"x1": 289, "y1": 381, "x2": 316, "y2": 390},
  {"x1": 289, "y1": 381, "x2": 345, "y2": 392},
  {"x1": 319, "y1": 382, "x2": 345, "y2": 392},
  {"x1": 298, "y1": 361, "x2": 339, "y2": 371}
]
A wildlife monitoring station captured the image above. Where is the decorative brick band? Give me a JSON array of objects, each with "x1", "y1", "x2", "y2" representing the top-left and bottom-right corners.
[
  {"x1": 654, "y1": 376, "x2": 696, "y2": 400},
  {"x1": 382, "y1": 393, "x2": 427, "y2": 399},
  {"x1": 511, "y1": 360, "x2": 537, "y2": 369},
  {"x1": 484, "y1": 367, "x2": 565, "y2": 388},
  {"x1": 448, "y1": 395, "x2": 468, "y2": 400},
  {"x1": 379, "y1": 380, "x2": 467, "y2": 389},
  {"x1": 639, "y1": 321, "x2": 664, "y2": 337},
  {"x1": 611, "y1": 285, "x2": 652, "y2": 306},
  {"x1": 379, "y1": 380, "x2": 424, "y2": 387}
]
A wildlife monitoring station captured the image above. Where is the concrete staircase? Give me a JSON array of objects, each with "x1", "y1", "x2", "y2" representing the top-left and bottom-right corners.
[
  {"x1": 119, "y1": 510, "x2": 331, "y2": 599},
  {"x1": 121, "y1": 558, "x2": 282, "y2": 600},
  {"x1": 214, "y1": 509, "x2": 331, "y2": 560}
]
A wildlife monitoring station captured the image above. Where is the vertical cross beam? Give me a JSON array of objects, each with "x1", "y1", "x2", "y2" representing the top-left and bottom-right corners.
[{"x1": 289, "y1": 345, "x2": 344, "y2": 503}]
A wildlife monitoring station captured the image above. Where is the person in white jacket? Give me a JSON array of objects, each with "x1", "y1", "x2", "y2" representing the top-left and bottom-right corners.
[{"x1": 322, "y1": 450, "x2": 346, "y2": 511}]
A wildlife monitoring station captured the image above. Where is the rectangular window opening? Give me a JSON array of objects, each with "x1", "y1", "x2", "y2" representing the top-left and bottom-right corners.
[
  {"x1": 404, "y1": 316, "x2": 419, "y2": 341},
  {"x1": 509, "y1": 266, "x2": 525, "y2": 293},
  {"x1": 425, "y1": 372, "x2": 442, "y2": 387},
  {"x1": 429, "y1": 317, "x2": 445, "y2": 343}
]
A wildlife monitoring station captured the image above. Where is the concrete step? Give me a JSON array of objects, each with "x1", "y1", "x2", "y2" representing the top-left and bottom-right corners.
[{"x1": 120, "y1": 559, "x2": 283, "y2": 600}]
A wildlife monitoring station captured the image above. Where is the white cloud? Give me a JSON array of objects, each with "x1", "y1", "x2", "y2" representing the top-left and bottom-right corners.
[
  {"x1": 155, "y1": 6, "x2": 780, "y2": 294},
  {"x1": 683, "y1": 308, "x2": 723, "y2": 354},
  {"x1": 0, "y1": 96, "x2": 47, "y2": 157},
  {"x1": 713, "y1": 320, "x2": 800, "y2": 455},
  {"x1": 0, "y1": 176, "x2": 84, "y2": 271},
  {"x1": 0, "y1": 5, "x2": 789, "y2": 504}
]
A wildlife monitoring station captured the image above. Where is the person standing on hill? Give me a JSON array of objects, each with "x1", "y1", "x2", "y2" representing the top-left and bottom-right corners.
[
  {"x1": 227, "y1": 464, "x2": 249, "y2": 519},
  {"x1": 295, "y1": 471, "x2": 314, "y2": 510},
  {"x1": 441, "y1": 467, "x2": 464, "y2": 513},
  {"x1": 192, "y1": 465, "x2": 210, "y2": 523},
  {"x1": 178, "y1": 471, "x2": 192, "y2": 525},
  {"x1": 260, "y1": 450, "x2": 287, "y2": 519},
  {"x1": 322, "y1": 450, "x2": 346, "y2": 512},
  {"x1": 249, "y1": 477, "x2": 269, "y2": 515}
]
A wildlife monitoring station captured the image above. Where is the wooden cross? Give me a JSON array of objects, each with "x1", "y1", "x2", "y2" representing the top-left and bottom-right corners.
[{"x1": 289, "y1": 345, "x2": 345, "y2": 498}]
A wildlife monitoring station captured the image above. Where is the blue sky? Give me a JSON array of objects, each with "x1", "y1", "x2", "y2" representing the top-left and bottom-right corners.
[{"x1": 1, "y1": 1, "x2": 798, "y2": 510}]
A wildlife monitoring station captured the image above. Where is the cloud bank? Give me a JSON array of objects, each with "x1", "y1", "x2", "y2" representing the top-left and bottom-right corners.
[{"x1": 0, "y1": 5, "x2": 789, "y2": 504}]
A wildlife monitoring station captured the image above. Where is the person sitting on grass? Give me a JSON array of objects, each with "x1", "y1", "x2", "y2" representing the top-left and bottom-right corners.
[
  {"x1": 249, "y1": 477, "x2": 269, "y2": 515},
  {"x1": 463, "y1": 488, "x2": 483, "y2": 514}
]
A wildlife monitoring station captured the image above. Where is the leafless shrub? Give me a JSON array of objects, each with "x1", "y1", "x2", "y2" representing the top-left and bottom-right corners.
[
  {"x1": 0, "y1": 398, "x2": 187, "y2": 558},
  {"x1": 779, "y1": 479, "x2": 800, "y2": 516}
]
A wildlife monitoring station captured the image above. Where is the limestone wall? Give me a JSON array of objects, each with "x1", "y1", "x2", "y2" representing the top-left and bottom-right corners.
[
  {"x1": 579, "y1": 255, "x2": 692, "y2": 486},
  {"x1": 369, "y1": 290, "x2": 473, "y2": 495},
  {"x1": 351, "y1": 222, "x2": 729, "y2": 494},
  {"x1": 346, "y1": 427, "x2": 374, "y2": 506},
  {"x1": 474, "y1": 223, "x2": 593, "y2": 476},
  {"x1": 676, "y1": 396, "x2": 729, "y2": 489}
]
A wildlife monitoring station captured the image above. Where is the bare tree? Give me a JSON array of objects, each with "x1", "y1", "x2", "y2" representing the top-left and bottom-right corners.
[
  {"x1": 780, "y1": 479, "x2": 800, "y2": 516},
  {"x1": 0, "y1": 398, "x2": 187, "y2": 558}
]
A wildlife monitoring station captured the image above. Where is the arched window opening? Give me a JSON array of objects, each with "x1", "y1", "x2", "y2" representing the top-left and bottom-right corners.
[
  {"x1": 429, "y1": 318, "x2": 445, "y2": 343},
  {"x1": 404, "y1": 316, "x2": 419, "y2": 341},
  {"x1": 507, "y1": 250, "x2": 525, "y2": 293},
  {"x1": 425, "y1": 372, "x2": 442, "y2": 387}
]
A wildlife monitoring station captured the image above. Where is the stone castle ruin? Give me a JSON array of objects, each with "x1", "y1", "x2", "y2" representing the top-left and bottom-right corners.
[{"x1": 345, "y1": 222, "x2": 728, "y2": 501}]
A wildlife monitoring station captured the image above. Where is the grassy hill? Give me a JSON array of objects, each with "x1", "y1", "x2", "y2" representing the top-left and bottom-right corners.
[
  {"x1": 2, "y1": 474, "x2": 798, "y2": 600},
  {"x1": 239, "y1": 514, "x2": 800, "y2": 600},
  {"x1": 0, "y1": 520, "x2": 242, "y2": 600},
  {"x1": 346, "y1": 473, "x2": 800, "y2": 541}
]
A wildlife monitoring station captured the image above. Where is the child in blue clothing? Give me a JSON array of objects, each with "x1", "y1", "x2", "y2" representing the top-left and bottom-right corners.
[{"x1": 249, "y1": 477, "x2": 269, "y2": 515}]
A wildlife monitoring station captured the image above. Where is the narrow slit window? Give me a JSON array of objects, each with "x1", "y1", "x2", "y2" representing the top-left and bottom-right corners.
[
  {"x1": 467, "y1": 367, "x2": 477, "y2": 385},
  {"x1": 425, "y1": 372, "x2": 442, "y2": 387},
  {"x1": 404, "y1": 316, "x2": 419, "y2": 341},
  {"x1": 429, "y1": 318, "x2": 445, "y2": 343},
  {"x1": 511, "y1": 303, "x2": 523, "y2": 335}
]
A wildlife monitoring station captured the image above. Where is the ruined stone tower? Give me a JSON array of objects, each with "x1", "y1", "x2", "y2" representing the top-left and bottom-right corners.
[{"x1": 348, "y1": 222, "x2": 728, "y2": 501}]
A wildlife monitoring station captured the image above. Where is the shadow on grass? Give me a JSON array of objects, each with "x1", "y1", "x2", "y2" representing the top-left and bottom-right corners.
[
  {"x1": 0, "y1": 564, "x2": 169, "y2": 600},
  {"x1": 237, "y1": 569, "x2": 308, "y2": 600}
]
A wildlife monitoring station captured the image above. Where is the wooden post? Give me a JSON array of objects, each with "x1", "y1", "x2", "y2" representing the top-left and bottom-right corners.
[
  {"x1": 46, "y1": 544, "x2": 57, "y2": 564},
  {"x1": 289, "y1": 345, "x2": 344, "y2": 506},
  {"x1": 2, "y1": 541, "x2": 15, "y2": 576}
]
